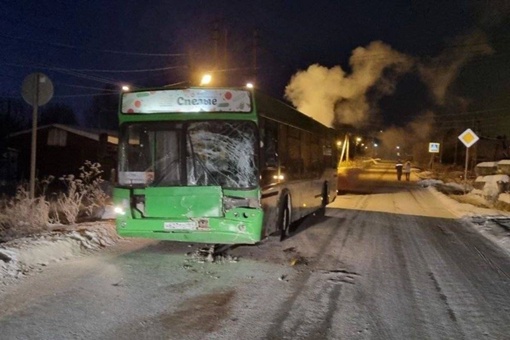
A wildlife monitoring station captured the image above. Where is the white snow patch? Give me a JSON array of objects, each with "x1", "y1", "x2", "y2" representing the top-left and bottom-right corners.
[
  {"x1": 0, "y1": 221, "x2": 119, "y2": 286},
  {"x1": 417, "y1": 178, "x2": 444, "y2": 187},
  {"x1": 477, "y1": 162, "x2": 498, "y2": 167},
  {"x1": 426, "y1": 185, "x2": 510, "y2": 256},
  {"x1": 499, "y1": 193, "x2": 510, "y2": 204},
  {"x1": 479, "y1": 175, "x2": 509, "y2": 200}
]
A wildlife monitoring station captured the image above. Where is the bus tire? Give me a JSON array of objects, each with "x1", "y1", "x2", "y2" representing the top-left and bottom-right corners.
[{"x1": 278, "y1": 195, "x2": 291, "y2": 242}]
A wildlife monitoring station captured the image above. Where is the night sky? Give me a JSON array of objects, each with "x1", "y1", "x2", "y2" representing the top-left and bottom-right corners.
[{"x1": 1, "y1": 1, "x2": 509, "y2": 139}]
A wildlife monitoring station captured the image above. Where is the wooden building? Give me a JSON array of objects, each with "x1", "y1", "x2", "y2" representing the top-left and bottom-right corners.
[{"x1": 5, "y1": 124, "x2": 118, "y2": 183}]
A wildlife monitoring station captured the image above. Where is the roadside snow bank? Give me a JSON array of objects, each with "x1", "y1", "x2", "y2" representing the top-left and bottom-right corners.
[
  {"x1": 0, "y1": 221, "x2": 119, "y2": 283},
  {"x1": 426, "y1": 186, "x2": 510, "y2": 255}
]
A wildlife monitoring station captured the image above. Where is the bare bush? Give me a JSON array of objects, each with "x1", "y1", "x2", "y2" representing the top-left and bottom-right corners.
[
  {"x1": 79, "y1": 161, "x2": 109, "y2": 218},
  {"x1": 0, "y1": 162, "x2": 110, "y2": 241},
  {"x1": 0, "y1": 185, "x2": 51, "y2": 242},
  {"x1": 54, "y1": 173, "x2": 87, "y2": 225},
  {"x1": 54, "y1": 161, "x2": 109, "y2": 224}
]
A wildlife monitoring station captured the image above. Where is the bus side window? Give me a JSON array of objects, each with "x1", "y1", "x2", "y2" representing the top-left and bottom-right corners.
[
  {"x1": 260, "y1": 118, "x2": 280, "y2": 187},
  {"x1": 262, "y1": 119, "x2": 278, "y2": 168}
]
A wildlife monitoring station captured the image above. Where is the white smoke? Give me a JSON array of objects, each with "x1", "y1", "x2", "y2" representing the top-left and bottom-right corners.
[
  {"x1": 285, "y1": 41, "x2": 413, "y2": 127},
  {"x1": 285, "y1": 32, "x2": 493, "y2": 129},
  {"x1": 379, "y1": 111, "x2": 436, "y2": 163}
]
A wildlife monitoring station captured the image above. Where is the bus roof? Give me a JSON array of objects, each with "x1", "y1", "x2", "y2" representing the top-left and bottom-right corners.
[
  {"x1": 253, "y1": 90, "x2": 335, "y2": 135},
  {"x1": 120, "y1": 86, "x2": 336, "y2": 135}
]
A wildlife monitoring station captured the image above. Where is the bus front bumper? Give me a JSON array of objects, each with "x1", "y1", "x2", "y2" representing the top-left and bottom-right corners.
[{"x1": 115, "y1": 209, "x2": 263, "y2": 245}]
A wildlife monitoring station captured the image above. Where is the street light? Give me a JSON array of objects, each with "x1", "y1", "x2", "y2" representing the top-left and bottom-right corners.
[
  {"x1": 246, "y1": 82, "x2": 254, "y2": 89},
  {"x1": 121, "y1": 85, "x2": 130, "y2": 91},
  {"x1": 200, "y1": 74, "x2": 212, "y2": 86}
]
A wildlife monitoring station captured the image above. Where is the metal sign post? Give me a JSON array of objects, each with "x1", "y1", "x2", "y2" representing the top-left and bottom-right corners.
[
  {"x1": 458, "y1": 128, "x2": 479, "y2": 194},
  {"x1": 29, "y1": 74, "x2": 40, "y2": 199},
  {"x1": 21, "y1": 73, "x2": 53, "y2": 198},
  {"x1": 428, "y1": 142, "x2": 440, "y2": 169}
]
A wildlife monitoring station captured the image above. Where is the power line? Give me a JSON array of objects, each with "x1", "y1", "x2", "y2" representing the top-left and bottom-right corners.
[
  {"x1": 54, "y1": 92, "x2": 118, "y2": 98},
  {"x1": 42, "y1": 64, "x2": 187, "y2": 74},
  {"x1": 438, "y1": 106, "x2": 510, "y2": 117},
  {"x1": 0, "y1": 33, "x2": 187, "y2": 58},
  {"x1": 57, "y1": 83, "x2": 120, "y2": 92}
]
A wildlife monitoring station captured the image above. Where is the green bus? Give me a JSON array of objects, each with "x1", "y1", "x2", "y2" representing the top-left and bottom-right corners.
[{"x1": 113, "y1": 87, "x2": 338, "y2": 244}]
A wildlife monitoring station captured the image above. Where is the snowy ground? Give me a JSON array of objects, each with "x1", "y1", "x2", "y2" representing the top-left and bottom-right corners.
[
  {"x1": 1, "y1": 180, "x2": 510, "y2": 289},
  {"x1": 0, "y1": 219, "x2": 120, "y2": 288},
  {"x1": 418, "y1": 177, "x2": 510, "y2": 256}
]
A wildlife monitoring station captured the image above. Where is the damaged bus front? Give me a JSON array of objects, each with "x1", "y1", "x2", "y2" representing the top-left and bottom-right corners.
[{"x1": 114, "y1": 89, "x2": 264, "y2": 244}]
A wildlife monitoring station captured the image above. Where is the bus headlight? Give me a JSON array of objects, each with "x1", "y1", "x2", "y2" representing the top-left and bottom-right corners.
[{"x1": 114, "y1": 199, "x2": 129, "y2": 215}]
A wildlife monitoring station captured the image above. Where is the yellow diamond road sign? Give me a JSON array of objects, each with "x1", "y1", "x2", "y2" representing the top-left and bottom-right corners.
[{"x1": 458, "y1": 128, "x2": 479, "y2": 148}]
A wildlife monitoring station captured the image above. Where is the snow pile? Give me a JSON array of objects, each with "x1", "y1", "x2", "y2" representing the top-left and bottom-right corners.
[
  {"x1": 0, "y1": 221, "x2": 118, "y2": 284},
  {"x1": 474, "y1": 174, "x2": 509, "y2": 200},
  {"x1": 425, "y1": 184, "x2": 510, "y2": 255},
  {"x1": 500, "y1": 193, "x2": 510, "y2": 204},
  {"x1": 418, "y1": 178, "x2": 445, "y2": 187}
]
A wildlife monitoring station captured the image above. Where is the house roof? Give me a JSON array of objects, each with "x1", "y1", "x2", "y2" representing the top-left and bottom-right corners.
[{"x1": 7, "y1": 124, "x2": 118, "y2": 145}]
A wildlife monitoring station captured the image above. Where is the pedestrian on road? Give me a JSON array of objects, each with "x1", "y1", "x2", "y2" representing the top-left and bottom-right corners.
[
  {"x1": 395, "y1": 159, "x2": 403, "y2": 181},
  {"x1": 403, "y1": 160, "x2": 411, "y2": 181}
]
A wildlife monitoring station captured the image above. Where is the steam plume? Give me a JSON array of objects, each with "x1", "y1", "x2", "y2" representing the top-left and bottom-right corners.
[{"x1": 285, "y1": 41, "x2": 413, "y2": 127}]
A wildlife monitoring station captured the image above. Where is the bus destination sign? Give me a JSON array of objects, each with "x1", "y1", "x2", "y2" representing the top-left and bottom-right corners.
[{"x1": 122, "y1": 89, "x2": 252, "y2": 114}]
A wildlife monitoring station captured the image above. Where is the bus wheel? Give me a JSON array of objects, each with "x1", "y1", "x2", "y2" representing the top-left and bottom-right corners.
[{"x1": 279, "y1": 196, "x2": 291, "y2": 242}]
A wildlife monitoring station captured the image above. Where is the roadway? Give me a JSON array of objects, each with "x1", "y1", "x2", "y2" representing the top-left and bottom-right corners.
[{"x1": 1, "y1": 160, "x2": 510, "y2": 339}]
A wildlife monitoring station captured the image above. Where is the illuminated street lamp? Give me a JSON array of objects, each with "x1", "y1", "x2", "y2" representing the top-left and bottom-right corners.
[
  {"x1": 246, "y1": 82, "x2": 254, "y2": 89},
  {"x1": 200, "y1": 74, "x2": 212, "y2": 86},
  {"x1": 121, "y1": 85, "x2": 130, "y2": 91}
]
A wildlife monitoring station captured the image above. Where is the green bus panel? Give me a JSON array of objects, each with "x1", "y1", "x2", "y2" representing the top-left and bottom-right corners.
[
  {"x1": 143, "y1": 186, "x2": 223, "y2": 218},
  {"x1": 114, "y1": 187, "x2": 264, "y2": 244}
]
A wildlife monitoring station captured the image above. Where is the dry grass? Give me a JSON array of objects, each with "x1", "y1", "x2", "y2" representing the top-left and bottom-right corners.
[{"x1": 0, "y1": 161, "x2": 109, "y2": 242}]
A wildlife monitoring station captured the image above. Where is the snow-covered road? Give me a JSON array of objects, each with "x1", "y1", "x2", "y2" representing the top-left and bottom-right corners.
[{"x1": 1, "y1": 161, "x2": 510, "y2": 339}]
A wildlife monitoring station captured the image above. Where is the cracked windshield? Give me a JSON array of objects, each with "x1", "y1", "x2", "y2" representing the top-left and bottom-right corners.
[{"x1": 118, "y1": 121, "x2": 258, "y2": 188}]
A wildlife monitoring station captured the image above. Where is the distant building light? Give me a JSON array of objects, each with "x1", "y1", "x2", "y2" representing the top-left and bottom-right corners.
[
  {"x1": 121, "y1": 85, "x2": 130, "y2": 91},
  {"x1": 246, "y1": 83, "x2": 254, "y2": 89}
]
